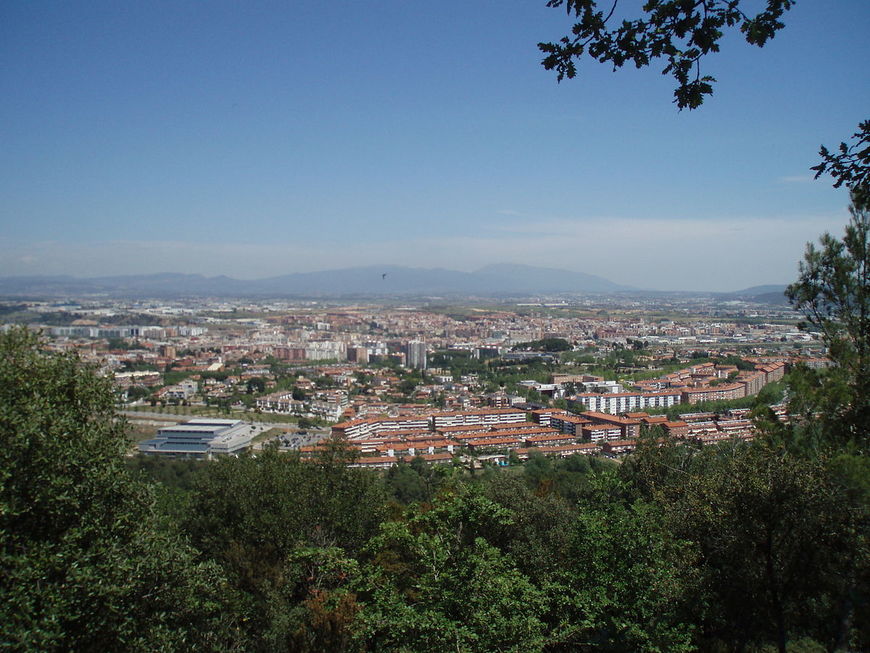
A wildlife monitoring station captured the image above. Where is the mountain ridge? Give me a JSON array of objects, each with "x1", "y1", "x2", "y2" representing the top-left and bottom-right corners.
[
  {"x1": 0, "y1": 264, "x2": 630, "y2": 297},
  {"x1": 0, "y1": 265, "x2": 786, "y2": 299}
]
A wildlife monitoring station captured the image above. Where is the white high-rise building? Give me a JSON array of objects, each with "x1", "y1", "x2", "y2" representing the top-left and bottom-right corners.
[{"x1": 406, "y1": 340, "x2": 427, "y2": 370}]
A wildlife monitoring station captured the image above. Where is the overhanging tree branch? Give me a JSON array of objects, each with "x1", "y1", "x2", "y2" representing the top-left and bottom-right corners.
[{"x1": 539, "y1": 0, "x2": 794, "y2": 109}]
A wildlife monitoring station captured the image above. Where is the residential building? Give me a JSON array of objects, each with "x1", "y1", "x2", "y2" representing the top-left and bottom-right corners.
[{"x1": 406, "y1": 340, "x2": 427, "y2": 370}]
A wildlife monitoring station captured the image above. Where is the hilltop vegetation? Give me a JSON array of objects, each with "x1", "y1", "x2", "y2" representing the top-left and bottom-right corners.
[{"x1": 2, "y1": 321, "x2": 869, "y2": 652}]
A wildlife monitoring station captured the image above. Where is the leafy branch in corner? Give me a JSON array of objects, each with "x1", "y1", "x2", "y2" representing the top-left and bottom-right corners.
[
  {"x1": 539, "y1": 0, "x2": 794, "y2": 109},
  {"x1": 812, "y1": 120, "x2": 870, "y2": 200}
]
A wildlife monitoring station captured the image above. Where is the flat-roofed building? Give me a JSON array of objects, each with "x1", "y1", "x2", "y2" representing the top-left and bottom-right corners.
[
  {"x1": 581, "y1": 424, "x2": 623, "y2": 443},
  {"x1": 430, "y1": 408, "x2": 526, "y2": 430},
  {"x1": 530, "y1": 408, "x2": 568, "y2": 426},
  {"x1": 138, "y1": 418, "x2": 253, "y2": 458},
  {"x1": 571, "y1": 390, "x2": 681, "y2": 415},
  {"x1": 550, "y1": 414, "x2": 592, "y2": 437},
  {"x1": 681, "y1": 383, "x2": 746, "y2": 404},
  {"x1": 603, "y1": 439, "x2": 637, "y2": 455},
  {"x1": 331, "y1": 415, "x2": 431, "y2": 440},
  {"x1": 579, "y1": 411, "x2": 641, "y2": 438},
  {"x1": 662, "y1": 420, "x2": 689, "y2": 437}
]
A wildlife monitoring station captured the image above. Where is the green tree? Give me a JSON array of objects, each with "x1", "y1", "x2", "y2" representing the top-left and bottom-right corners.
[
  {"x1": 398, "y1": 378, "x2": 418, "y2": 396},
  {"x1": 786, "y1": 192, "x2": 869, "y2": 446},
  {"x1": 548, "y1": 471, "x2": 699, "y2": 652},
  {"x1": 356, "y1": 486, "x2": 547, "y2": 652},
  {"x1": 125, "y1": 384, "x2": 151, "y2": 402},
  {"x1": 512, "y1": 337, "x2": 571, "y2": 352},
  {"x1": 626, "y1": 438, "x2": 865, "y2": 652},
  {"x1": 0, "y1": 328, "x2": 236, "y2": 652},
  {"x1": 182, "y1": 442, "x2": 385, "y2": 650},
  {"x1": 481, "y1": 474, "x2": 575, "y2": 582},
  {"x1": 246, "y1": 376, "x2": 266, "y2": 394},
  {"x1": 384, "y1": 456, "x2": 439, "y2": 505}
]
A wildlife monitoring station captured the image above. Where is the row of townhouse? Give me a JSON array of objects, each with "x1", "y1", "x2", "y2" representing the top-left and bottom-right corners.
[
  {"x1": 372, "y1": 439, "x2": 459, "y2": 458},
  {"x1": 570, "y1": 390, "x2": 682, "y2": 415},
  {"x1": 256, "y1": 389, "x2": 348, "y2": 422},
  {"x1": 572, "y1": 360, "x2": 787, "y2": 413},
  {"x1": 346, "y1": 427, "x2": 601, "y2": 468},
  {"x1": 436, "y1": 422, "x2": 546, "y2": 438},
  {"x1": 624, "y1": 413, "x2": 691, "y2": 437},
  {"x1": 348, "y1": 433, "x2": 454, "y2": 454},
  {"x1": 630, "y1": 411, "x2": 757, "y2": 445},
  {"x1": 256, "y1": 391, "x2": 305, "y2": 414},
  {"x1": 550, "y1": 411, "x2": 641, "y2": 443},
  {"x1": 331, "y1": 415, "x2": 431, "y2": 440},
  {"x1": 338, "y1": 418, "x2": 593, "y2": 464},
  {"x1": 337, "y1": 414, "x2": 757, "y2": 469},
  {"x1": 529, "y1": 408, "x2": 568, "y2": 426},
  {"x1": 332, "y1": 408, "x2": 529, "y2": 439},
  {"x1": 457, "y1": 426, "x2": 572, "y2": 451},
  {"x1": 681, "y1": 383, "x2": 747, "y2": 404},
  {"x1": 429, "y1": 408, "x2": 527, "y2": 430}
]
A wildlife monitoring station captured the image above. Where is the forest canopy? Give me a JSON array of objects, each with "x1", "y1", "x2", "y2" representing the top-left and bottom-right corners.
[{"x1": 2, "y1": 325, "x2": 869, "y2": 652}]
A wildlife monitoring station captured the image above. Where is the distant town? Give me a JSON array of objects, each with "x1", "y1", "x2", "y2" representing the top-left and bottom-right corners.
[{"x1": 1, "y1": 289, "x2": 826, "y2": 466}]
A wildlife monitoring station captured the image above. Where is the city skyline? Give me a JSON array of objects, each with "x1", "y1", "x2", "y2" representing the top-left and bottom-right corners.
[{"x1": 2, "y1": 1, "x2": 868, "y2": 291}]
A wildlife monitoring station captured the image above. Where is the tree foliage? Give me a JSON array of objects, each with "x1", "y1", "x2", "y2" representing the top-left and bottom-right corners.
[
  {"x1": 813, "y1": 120, "x2": 870, "y2": 200},
  {"x1": 786, "y1": 193, "x2": 870, "y2": 446},
  {"x1": 557, "y1": 474, "x2": 699, "y2": 652},
  {"x1": 356, "y1": 486, "x2": 548, "y2": 652},
  {"x1": 181, "y1": 442, "x2": 385, "y2": 650},
  {"x1": 0, "y1": 328, "x2": 236, "y2": 652},
  {"x1": 624, "y1": 438, "x2": 867, "y2": 652},
  {"x1": 539, "y1": 0, "x2": 794, "y2": 109},
  {"x1": 512, "y1": 337, "x2": 572, "y2": 352}
]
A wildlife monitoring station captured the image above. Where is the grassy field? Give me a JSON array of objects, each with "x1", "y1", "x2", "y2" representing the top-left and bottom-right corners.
[
  {"x1": 126, "y1": 423, "x2": 161, "y2": 445},
  {"x1": 252, "y1": 427, "x2": 285, "y2": 446}
]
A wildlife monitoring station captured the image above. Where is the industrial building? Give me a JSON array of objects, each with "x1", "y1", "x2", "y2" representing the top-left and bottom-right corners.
[{"x1": 138, "y1": 418, "x2": 254, "y2": 458}]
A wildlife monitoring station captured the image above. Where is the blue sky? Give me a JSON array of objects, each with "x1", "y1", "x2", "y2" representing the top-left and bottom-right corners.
[{"x1": 1, "y1": 0, "x2": 868, "y2": 291}]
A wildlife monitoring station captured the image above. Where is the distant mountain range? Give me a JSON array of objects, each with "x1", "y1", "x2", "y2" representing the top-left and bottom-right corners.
[
  {"x1": 0, "y1": 264, "x2": 628, "y2": 298},
  {"x1": 0, "y1": 265, "x2": 789, "y2": 302}
]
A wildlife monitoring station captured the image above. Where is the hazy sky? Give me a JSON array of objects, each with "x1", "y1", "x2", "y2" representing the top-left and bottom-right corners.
[{"x1": 1, "y1": 1, "x2": 868, "y2": 291}]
